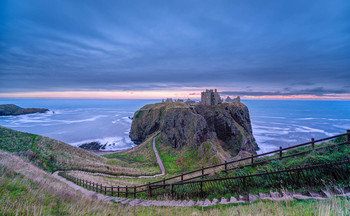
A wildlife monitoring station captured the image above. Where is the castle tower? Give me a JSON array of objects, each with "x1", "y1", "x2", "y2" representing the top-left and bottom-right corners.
[{"x1": 201, "y1": 89, "x2": 221, "y2": 105}]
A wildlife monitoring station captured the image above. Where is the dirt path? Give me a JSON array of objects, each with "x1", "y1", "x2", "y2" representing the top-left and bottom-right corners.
[
  {"x1": 52, "y1": 170, "x2": 343, "y2": 207},
  {"x1": 119, "y1": 137, "x2": 165, "y2": 178},
  {"x1": 52, "y1": 171, "x2": 115, "y2": 202}
]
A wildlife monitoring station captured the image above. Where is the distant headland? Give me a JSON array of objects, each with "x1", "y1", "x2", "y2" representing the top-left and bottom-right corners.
[{"x1": 0, "y1": 104, "x2": 49, "y2": 116}]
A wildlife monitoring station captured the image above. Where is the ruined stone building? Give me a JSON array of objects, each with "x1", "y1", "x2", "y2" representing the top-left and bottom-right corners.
[
  {"x1": 201, "y1": 89, "x2": 221, "y2": 105},
  {"x1": 225, "y1": 96, "x2": 240, "y2": 103},
  {"x1": 185, "y1": 98, "x2": 196, "y2": 106},
  {"x1": 165, "y1": 98, "x2": 173, "y2": 103}
]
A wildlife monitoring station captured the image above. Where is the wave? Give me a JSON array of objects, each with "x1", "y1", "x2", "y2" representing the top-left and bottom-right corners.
[
  {"x1": 294, "y1": 126, "x2": 335, "y2": 136},
  {"x1": 70, "y1": 136, "x2": 136, "y2": 151},
  {"x1": 122, "y1": 116, "x2": 132, "y2": 124},
  {"x1": 59, "y1": 115, "x2": 108, "y2": 124}
]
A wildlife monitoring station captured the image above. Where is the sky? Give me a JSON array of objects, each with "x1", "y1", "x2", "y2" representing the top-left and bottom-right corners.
[{"x1": 0, "y1": 0, "x2": 350, "y2": 99}]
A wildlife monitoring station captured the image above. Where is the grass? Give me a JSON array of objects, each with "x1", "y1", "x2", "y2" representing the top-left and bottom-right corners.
[
  {"x1": 0, "y1": 126, "x2": 157, "y2": 176},
  {"x1": 1, "y1": 150, "x2": 349, "y2": 215},
  {"x1": 159, "y1": 136, "x2": 350, "y2": 200},
  {"x1": 155, "y1": 134, "x2": 227, "y2": 175}
]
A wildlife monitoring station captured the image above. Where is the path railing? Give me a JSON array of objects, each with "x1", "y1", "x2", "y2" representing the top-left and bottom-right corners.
[
  {"x1": 59, "y1": 159, "x2": 350, "y2": 200},
  {"x1": 60, "y1": 130, "x2": 350, "y2": 199}
]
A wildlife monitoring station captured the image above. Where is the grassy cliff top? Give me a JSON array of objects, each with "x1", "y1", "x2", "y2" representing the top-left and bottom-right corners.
[{"x1": 0, "y1": 104, "x2": 49, "y2": 116}]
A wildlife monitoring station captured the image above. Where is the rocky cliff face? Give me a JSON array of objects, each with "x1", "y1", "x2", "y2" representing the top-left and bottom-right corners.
[{"x1": 130, "y1": 102, "x2": 258, "y2": 156}]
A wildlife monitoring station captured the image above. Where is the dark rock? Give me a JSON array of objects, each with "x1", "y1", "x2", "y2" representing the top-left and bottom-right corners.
[
  {"x1": 130, "y1": 101, "x2": 258, "y2": 156},
  {"x1": 79, "y1": 142, "x2": 102, "y2": 150},
  {"x1": 0, "y1": 104, "x2": 49, "y2": 116}
]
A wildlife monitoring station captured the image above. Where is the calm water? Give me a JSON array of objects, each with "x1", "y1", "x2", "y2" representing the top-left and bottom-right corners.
[{"x1": 0, "y1": 99, "x2": 349, "y2": 153}]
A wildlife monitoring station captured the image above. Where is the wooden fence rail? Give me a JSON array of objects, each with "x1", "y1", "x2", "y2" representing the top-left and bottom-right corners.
[{"x1": 59, "y1": 130, "x2": 350, "y2": 199}]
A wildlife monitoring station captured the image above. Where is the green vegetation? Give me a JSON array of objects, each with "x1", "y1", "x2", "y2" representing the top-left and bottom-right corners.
[
  {"x1": 0, "y1": 104, "x2": 48, "y2": 116},
  {"x1": 103, "y1": 134, "x2": 161, "y2": 175},
  {"x1": 0, "y1": 126, "x2": 156, "y2": 176},
  {"x1": 0, "y1": 126, "x2": 106, "y2": 172},
  {"x1": 0, "y1": 126, "x2": 349, "y2": 215},
  {"x1": 162, "y1": 136, "x2": 350, "y2": 200},
  {"x1": 1, "y1": 150, "x2": 349, "y2": 215},
  {"x1": 155, "y1": 134, "x2": 228, "y2": 175}
]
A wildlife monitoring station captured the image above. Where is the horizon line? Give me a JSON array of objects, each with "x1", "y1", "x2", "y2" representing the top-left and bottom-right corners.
[{"x1": 0, "y1": 91, "x2": 350, "y2": 101}]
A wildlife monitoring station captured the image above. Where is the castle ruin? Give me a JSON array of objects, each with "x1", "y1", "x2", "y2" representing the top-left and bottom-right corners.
[{"x1": 201, "y1": 89, "x2": 221, "y2": 105}]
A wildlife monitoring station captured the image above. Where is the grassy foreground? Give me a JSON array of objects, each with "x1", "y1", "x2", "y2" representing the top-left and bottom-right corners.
[
  {"x1": 0, "y1": 126, "x2": 349, "y2": 215},
  {"x1": 1, "y1": 150, "x2": 349, "y2": 215}
]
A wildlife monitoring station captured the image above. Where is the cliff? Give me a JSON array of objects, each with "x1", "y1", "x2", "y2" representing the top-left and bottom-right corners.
[
  {"x1": 0, "y1": 104, "x2": 49, "y2": 116},
  {"x1": 130, "y1": 101, "x2": 258, "y2": 157}
]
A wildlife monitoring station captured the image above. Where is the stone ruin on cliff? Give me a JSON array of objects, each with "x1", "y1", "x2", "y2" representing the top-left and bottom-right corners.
[
  {"x1": 200, "y1": 89, "x2": 222, "y2": 105},
  {"x1": 225, "y1": 96, "x2": 240, "y2": 103}
]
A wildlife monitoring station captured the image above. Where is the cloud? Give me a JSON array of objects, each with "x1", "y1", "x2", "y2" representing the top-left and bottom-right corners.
[
  {"x1": 0, "y1": 0, "x2": 349, "y2": 97},
  {"x1": 221, "y1": 87, "x2": 350, "y2": 97}
]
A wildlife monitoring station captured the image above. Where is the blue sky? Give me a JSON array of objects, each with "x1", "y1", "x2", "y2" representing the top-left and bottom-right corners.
[{"x1": 0, "y1": 0, "x2": 349, "y2": 99}]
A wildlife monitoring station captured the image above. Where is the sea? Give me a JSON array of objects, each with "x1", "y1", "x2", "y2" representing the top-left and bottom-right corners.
[{"x1": 0, "y1": 99, "x2": 349, "y2": 154}]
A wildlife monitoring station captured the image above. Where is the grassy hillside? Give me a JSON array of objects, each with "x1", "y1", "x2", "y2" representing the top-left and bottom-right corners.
[
  {"x1": 0, "y1": 126, "x2": 155, "y2": 176},
  {"x1": 103, "y1": 133, "x2": 161, "y2": 175},
  {"x1": 1, "y1": 150, "x2": 349, "y2": 216},
  {"x1": 166, "y1": 136, "x2": 350, "y2": 200},
  {"x1": 155, "y1": 134, "x2": 230, "y2": 175},
  {"x1": 0, "y1": 104, "x2": 49, "y2": 116}
]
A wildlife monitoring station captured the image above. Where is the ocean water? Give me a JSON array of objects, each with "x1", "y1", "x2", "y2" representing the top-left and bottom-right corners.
[{"x1": 0, "y1": 99, "x2": 349, "y2": 153}]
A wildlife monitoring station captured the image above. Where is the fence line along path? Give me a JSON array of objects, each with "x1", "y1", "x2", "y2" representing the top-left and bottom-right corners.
[
  {"x1": 53, "y1": 168, "x2": 350, "y2": 207},
  {"x1": 58, "y1": 130, "x2": 350, "y2": 201}
]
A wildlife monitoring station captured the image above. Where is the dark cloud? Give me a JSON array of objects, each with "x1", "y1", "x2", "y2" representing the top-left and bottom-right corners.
[
  {"x1": 221, "y1": 87, "x2": 350, "y2": 97},
  {"x1": 0, "y1": 0, "x2": 350, "y2": 96}
]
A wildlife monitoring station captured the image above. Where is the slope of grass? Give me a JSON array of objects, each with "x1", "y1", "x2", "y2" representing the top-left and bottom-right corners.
[
  {"x1": 1, "y1": 150, "x2": 349, "y2": 216},
  {"x1": 163, "y1": 136, "x2": 350, "y2": 200},
  {"x1": 155, "y1": 134, "x2": 230, "y2": 175},
  {"x1": 103, "y1": 133, "x2": 161, "y2": 175},
  {"x1": 0, "y1": 126, "x2": 154, "y2": 176}
]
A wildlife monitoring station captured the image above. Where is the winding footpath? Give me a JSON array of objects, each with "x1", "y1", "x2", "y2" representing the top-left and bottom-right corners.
[{"x1": 52, "y1": 137, "x2": 350, "y2": 207}]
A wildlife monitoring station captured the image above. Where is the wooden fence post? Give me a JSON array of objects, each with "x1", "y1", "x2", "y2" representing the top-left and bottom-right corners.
[
  {"x1": 104, "y1": 185, "x2": 107, "y2": 195},
  {"x1": 181, "y1": 173, "x2": 183, "y2": 181},
  {"x1": 201, "y1": 166, "x2": 204, "y2": 177},
  {"x1": 147, "y1": 182, "x2": 150, "y2": 198},
  {"x1": 117, "y1": 186, "x2": 120, "y2": 197},
  {"x1": 225, "y1": 160, "x2": 227, "y2": 170},
  {"x1": 171, "y1": 184, "x2": 174, "y2": 199},
  {"x1": 347, "y1": 130, "x2": 350, "y2": 143},
  {"x1": 163, "y1": 178, "x2": 165, "y2": 189},
  {"x1": 311, "y1": 138, "x2": 315, "y2": 150},
  {"x1": 111, "y1": 186, "x2": 114, "y2": 196},
  {"x1": 279, "y1": 147, "x2": 282, "y2": 159},
  {"x1": 126, "y1": 186, "x2": 128, "y2": 198},
  {"x1": 149, "y1": 182, "x2": 152, "y2": 197},
  {"x1": 134, "y1": 186, "x2": 136, "y2": 198},
  {"x1": 251, "y1": 154, "x2": 254, "y2": 165}
]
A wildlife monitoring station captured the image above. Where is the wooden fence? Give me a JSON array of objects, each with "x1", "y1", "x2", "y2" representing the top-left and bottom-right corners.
[{"x1": 59, "y1": 130, "x2": 350, "y2": 199}]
